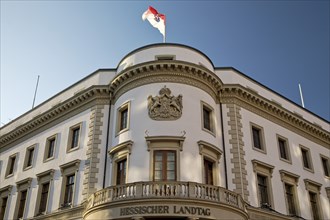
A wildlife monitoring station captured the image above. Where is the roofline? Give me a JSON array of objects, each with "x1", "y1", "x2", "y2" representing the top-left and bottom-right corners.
[
  {"x1": 116, "y1": 43, "x2": 215, "y2": 69},
  {"x1": 215, "y1": 67, "x2": 329, "y2": 123},
  {"x1": 0, "y1": 68, "x2": 116, "y2": 129}
]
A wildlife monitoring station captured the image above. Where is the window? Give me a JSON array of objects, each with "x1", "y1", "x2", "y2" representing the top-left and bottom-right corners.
[
  {"x1": 155, "y1": 55, "x2": 175, "y2": 61},
  {"x1": 154, "y1": 150, "x2": 176, "y2": 181},
  {"x1": 320, "y1": 155, "x2": 329, "y2": 177},
  {"x1": 116, "y1": 102, "x2": 130, "y2": 134},
  {"x1": 0, "y1": 185, "x2": 12, "y2": 220},
  {"x1": 44, "y1": 134, "x2": 57, "y2": 161},
  {"x1": 300, "y1": 146, "x2": 313, "y2": 171},
  {"x1": 279, "y1": 170, "x2": 300, "y2": 216},
  {"x1": 252, "y1": 160, "x2": 274, "y2": 208},
  {"x1": 146, "y1": 136, "x2": 185, "y2": 181},
  {"x1": 109, "y1": 140, "x2": 133, "y2": 185},
  {"x1": 35, "y1": 169, "x2": 54, "y2": 216},
  {"x1": 59, "y1": 160, "x2": 80, "y2": 208},
  {"x1": 14, "y1": 178, "x2": 32, "y2": 220},
  {"x1": 0, "y1": 197, "x2": 7, "y2": 220},
  {"x1": 5, "y1": 154, "x2": 17, "y2": 177},
  {"x1": 277, "y1": 135, "x2": 291, "y2": 162},
  {"x1": 67, "y1": 123, "x2": 82, "y2": 152},
  {"x1": 23, "y1": 145, "x2": 36, "y2": 170},
  {"x1": 201, "y1": 102, "x2": 215, "y2": 135},
  {"x1": 198, "y1": 140, "x2": 222, "y2": 185},
  {"x1": 250, "y1": 123, "x2": 266, "y2": 153},
  {"x1": 304, "y1": 179, "x2": 323, "y2": 220},
  {"x1": 116, "y1": 159, "x2": 127, "y2": 185}
]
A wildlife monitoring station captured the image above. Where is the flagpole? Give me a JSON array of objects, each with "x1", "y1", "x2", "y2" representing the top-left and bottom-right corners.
[
  {"x1": 32, "y1": 75, "x2": 40, "y2": 108},
  {"x1": 163, "y1": 23, "x2": 166, "y2": 43},
  {"x1": 298, "y1": 83, "x2": 305, "y2": 108}
]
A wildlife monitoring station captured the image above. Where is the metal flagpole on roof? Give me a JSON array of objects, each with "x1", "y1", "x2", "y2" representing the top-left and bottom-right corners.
[
  {"x1": 32, "y1": 75, "x2": 40, "y2": 108},
  {"x1": 299, "y1": 83, "x2": 305, "y2": 108}
]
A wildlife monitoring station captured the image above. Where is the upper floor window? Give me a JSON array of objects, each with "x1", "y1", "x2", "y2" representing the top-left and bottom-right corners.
[
  {"x1": 320, "y1": 155, "x2": 329, "y2": 177},
  {"x1": 44, "y1": 134, "x2": 57, "y2": 161},
  {"x1": 116, "y1": 158, "x2": 127, "y2": 185},
  {"x1": 14, "y1": 178, "x2": 32, "y2": 220},
  {"x1": 116, "y1": 101, "x2": 130, "y2": 134},
  {"x1": 154, "y1": 150, "x2": 176, "y2": 181},
  {"x1": 201, "y1": 102, "x2": 215, "y2": 135},
  {"x1": 257, "y1": 174, "x2": 269, "y2": 206},
  {"x1": 155, "y1": 55, "x2": 175, "y2": 61},
  {"x1": 67, "y1": 123, "x2": 82, "y2": 152},
  {"x1": 204, "y1": 159, "x2": 214, "y2": 185},
  {"x1": 285, "y1": 183, "x2": 297, "y2": 215},
  {"x1": 63, "y1": 174, "x2": 75, "y2": 207},
  {"x1": 279, "y1": 170, "x2": 300, "y2": 216},
  {"x1": 304, "y1": 179, "x2": 323, "y2": 220},
  {"x1": 17, "y1": 190, "x2": 27, "y2": 219},
  {"x1": 5, "y1": 154, "x2": 17, "y2": 177},
  {"x1": 277, "y1": 135, "x2": 291, "y2": 162},
  {"x1": 23, "y1": 145, "x2": 36, "y2": 170},
  {"x1": 35, "y1": 169, "x2": 54, "y2": 216},
  {"x1": 300, "y1": 146, "x2": 313, "y2": 172}
]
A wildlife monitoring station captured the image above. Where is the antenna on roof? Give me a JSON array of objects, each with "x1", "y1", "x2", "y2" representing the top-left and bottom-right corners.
[
  {"x1": 298, "y1": 83, "x2": 305, "y2": 108},
  {"x1": 32, "y1": 75, "x2": 40, "y2": 109}
]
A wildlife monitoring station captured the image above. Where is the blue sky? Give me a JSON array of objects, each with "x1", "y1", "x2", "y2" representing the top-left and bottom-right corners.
[{"x1": 1, "y1": 0, "x2": 329, "y2": 126}]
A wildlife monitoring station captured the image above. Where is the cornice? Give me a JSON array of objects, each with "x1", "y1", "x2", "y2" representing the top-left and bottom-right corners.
[
  {"x1": 220, "y1": 85, "x2": 330, "y2": 148},
  {"x1": 109, "y1": 60, "x2": 223, "y2": 103},
  {"x1": 0, "y1": 86, "x2": 110, "y2": 148}
]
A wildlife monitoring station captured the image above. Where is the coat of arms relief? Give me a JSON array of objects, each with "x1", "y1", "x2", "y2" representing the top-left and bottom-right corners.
[{"x1": 147, "y1": 86, "x2": 183, "y2": 120}]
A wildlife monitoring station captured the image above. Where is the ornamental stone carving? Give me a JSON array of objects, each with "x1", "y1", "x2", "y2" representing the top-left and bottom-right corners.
[{"x1": 148, "y1": 86, "x2": 182, "y2": 120}]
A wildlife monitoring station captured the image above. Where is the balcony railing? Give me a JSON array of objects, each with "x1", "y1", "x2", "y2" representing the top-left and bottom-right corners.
[{"x1": 85, "y1": 181, "x2": 247, "y2": 213}]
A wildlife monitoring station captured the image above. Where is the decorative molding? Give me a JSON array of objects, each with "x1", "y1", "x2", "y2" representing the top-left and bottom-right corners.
[
  {"x1": 197, "y1": 140, "x2": 222, "y2": 163},
  {"x1": 279, "y1": 170, "x2": 300, "y2": 186},
  {"x1": 59, "y1": 159, "x2": 81, "y2": 176},
  {"x1": 108, "y1": 140, "x2": 134, "y2": 159},
  {"x1": 109, "y1": 60, "x2": 223, "y2": 103},
  {"x1": 145, "y1": 136, "x2": 185, "y2": 151},
  {"x1": 0, "y1": 86, "x2": 110, "y2": 148},
  {"x1": 304, "y1": 179, "x2": 322, "y2": 192},
  {"x1": 36, "y1": 169, "x2": 55, "y2": 182},
  {"x1": 147, "y1": 86, "x2": 183, "y2": 120},
  {"x1": 220, "y1": 85, "x2": 330, "y2": 149}
]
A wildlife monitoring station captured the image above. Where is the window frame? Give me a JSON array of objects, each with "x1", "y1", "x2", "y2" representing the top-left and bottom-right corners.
[
  {"x1": 304, "y1": 179, "x2": 323, "y2": 220},
  {"x1": 279, "y1": 170, "x2": 300, "y2": 216},
  {"x1": 14, "y1": 178, "x2": 32, "y2": 220},
  {"x1": 5, "y1": 153, "x2": 18, "y2": 178},
  {"x1": 155, "y1": 55, "x2": 176, "y2": 61},
  {"x1": 276, "y1": 135, "x2": 291, "y2": 163},
  {"x1": 116, "y1": 101, "x2": 130, "y2": 135},
  {"x1": 67, "y1": 123, "x2": 82, "y2": 153},
  {"x1": 198, "y1": 140, "x2": 222, "y2": 185},
  {"x1": 23, "y1": 144, "x2": 36, "y2": 170},
  {"x1": 44, "y1": 134, "x2": 57, "y2": 162},
  {"x1": 59, "y1": 160, "x2": 80, "y2": 208},
  {"x1": 146, "y1": 136, "x2": 185, "y2": 181},
  {"x1": 320, "y1": 154, "x2": 330, "y2": 178},
  {"x1": 0, "y1": 185, "x2": 12, "y2": 220},
  {"x1": 250, "y1": 123, "x2": 266, "y2": 153},
  {"x1": 35, "y1": 169, "x2": 54, "y2": 216},
  {"x1": 108, "y1": 140, "x2": 133, "y2": 186},
  {"x1": 300, "y1": 145, "x2": 314, "y2": 172},
  {"x1": 153, "y1": 150, "x2": 177, "y2": 181},
  {"x1": 201, "y1": 101, "x2": 215, "y2": 136},
  {"x1": 252, "y1": 159, "x2": 274, "y2": 208}
]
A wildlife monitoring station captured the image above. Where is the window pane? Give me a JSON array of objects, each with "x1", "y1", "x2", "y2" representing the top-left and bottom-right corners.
[
  {"x1": 322, "y1": 158, "x2": 329, "y2": 177},
  {"x1": 18, "y1": 190, "x2": 27, "y2": 218},
  {"x1": 71, "y1": 127, "x2": 80, "y2": 148},
  {"x1": 64, "y1": 174, "x2": 75, "y2": 205},
  {"x1": 154, "y1": 162, "x2": 162, "y2": 170},
  {"x1": 285, "y1": 184, "x2": 296, "y2": 215},
  {"x1": 27, "y1": 148, "x2": 34, "y2": 167},
  {"x1": 167, "y1": 162, "x2": 175, "y2": 170},
  {"x1": 8, "y1": 156, "x2": 16, "y2": 175},
  {"x1": 0, "y1": 197, "x2": 8, "y2": 220},
  {"x1": 257, "y1": 175, "x2": 269, "y2": 205},
  {"x1": 167, "y1": 171, "x2": 175, "y2": 180},
  {"x1": 116, "y1": 159, "x2": 127, "y2": 185},
  {"x1": 154, "y1": 171, "x2": 162, "y2": 181},
  {"x1": 203, "y1": 108, "x2": 211, "y2": 130},
  {"x1": 301, "y1": 149, "x2": 310, "y2": 168},
  {"x1": 204, "y1": 159, "x2": 214, "y2": 185},
  {"x1": 279, "y1": 139, "x2": 287, "y2": 159},
  {"x1": 39, "y1": 182, "x2": 49, "y2": 213},
  {"x1": 309, "y1": 192, "x2": 320, "y2": 220},
  {"x1": 48, "y1": 138, "x2": 55, "y2": 158},
  {"x1": 120, "y1": 108, "x2": 128, "y2": 130},
  {"x1": 253, "y1": 127, "x2": 262, "y2": 149}
]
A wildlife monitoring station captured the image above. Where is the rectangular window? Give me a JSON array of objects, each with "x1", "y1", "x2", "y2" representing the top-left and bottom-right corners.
[
  {"x1": 38, "y1": 182, "x2": 49, "y2": 214},
  {"x1": 257, "y1": 174, "x2": 269, "y2": 206},
  {"x1": 204, "y1": 159, "x2": 214, "y2": 185},
  {"x1": 47, "y1": 137, "x2": 56, "y2": 159},
  {"x1": 63, "y1": 174, "x2": 75, "y2": 206},
  {"x1": 120, "y1": 108, "x2": 128, "y2": 131},
  {"x1": 203, "y1": 107, "x2": 211, "y2": 131},
  {"x1": 116, "y1": 102, "x2": 130, "y2": 134},
  {"x1": 309, "y1": 191, "x2": 320, "y2": 220},
  {"x1": 6, "y1": 155, "x2": 16, "y2": 176},
  {"x1": 301, "y1": 147, "x2": 313, "y2": 170},
  {"x1": 285, "y1": 183, "x2": 297, "y2": 215},
  {"x1": 26, "y1": 148, "x2": 34, "y2": 167},
  {"x1": 154, "y1": 150, "x2": 176, "y2": 181},
  {"x1": 278, "y1": 138, "x2": 288, "y2": 160},
  {"x1": 116, "y1": 159, "x2": 127, "y2": 185},
  {"x1": 17, "y1": 190, "x2": 27, "y2": 219},
  {"x1": 321, "y1": 157, "x2": 329, "y2": 177},
  {"x1": 67, "y1": 124, "x2": 82, "y2": 152},
  {"x1": 252, "y1": 127, "x2": 262, "y2": 150},
  {"x1": 71, "y1": 127, "x2": 80, "y2": 149},
  {"x1": 0, "y1": 197, "x2": 8, "y2": 220}
]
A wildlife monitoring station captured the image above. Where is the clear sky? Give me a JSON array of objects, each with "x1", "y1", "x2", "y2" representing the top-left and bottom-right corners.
[{"x1": 1, "y1": 0, "x2": 329, "y2": 127}]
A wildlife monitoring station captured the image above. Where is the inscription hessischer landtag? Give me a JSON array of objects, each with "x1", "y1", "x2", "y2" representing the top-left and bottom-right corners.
[
  {"x1": 147, "y1": 86, "x2": 183, "y2": 120},
  {"x1": 120, "y1": 205, "x2": 211, "y2": 217}
]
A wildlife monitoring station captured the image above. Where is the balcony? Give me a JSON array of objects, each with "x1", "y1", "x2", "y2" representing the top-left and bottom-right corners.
[{"x1": 84, "y1": 181, "x2": 248, "y2": 220}]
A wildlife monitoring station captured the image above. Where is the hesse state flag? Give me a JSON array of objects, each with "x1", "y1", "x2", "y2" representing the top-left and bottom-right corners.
[{"x1": 142, "y1": 6, "x2": 165, "y2": 36}]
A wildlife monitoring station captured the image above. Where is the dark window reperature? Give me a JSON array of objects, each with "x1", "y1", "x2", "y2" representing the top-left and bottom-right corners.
[
  {"x1": 47, "y1": 138, "x2": 56, "y2": 159},
  {"x1": 203, "y1": 107, "x2": 211, "y2": 131},
  {"x1": 120, "y1": 108, "x2": 128, "y2": 131},
  {"x1": 204, "y1": 159, "x2": 214, "y2": 185},
  {"x1": 8, "y1": 156, "x2": 16, "y2": 176},
  {"x1": 321, "y1": 157, "x2": 329, "y2": 177},
  {"x1": 17, "y1": 190, "x2": 27, "y2": 219},
  {"x1": 257, "y1": 174, "x2": 269, "y2": 206},
  {"x1": 63, "y1": 174, "x2": 75, "y2": 206},
  {"x1": 285, "y1": 183, "x2": 297, "y2": 215},
  {"x1": 116, "y1": 159, "x2": 127, "y2": 185},
  {"x1": 252, "y1": 127, "x2": 262, "y2": 150},
  {"x1": 26, "y1": 148, "x2": 34, "y2": 167},
  {"x1": 301, "y1": 148, "x2": 311, "y2": 169},
  {"x1": 278, "y1": 138, "x2": 288, "y2": 160},
  {"x1": 38, "y1": 182, "x2": 49, "y2": 214},
  {"x1": 309, "y1": 191, "x2": 320, "y2": 220},
  {"x1": 0, "y1": 197, "x2": 8, "y2": 220},
  {"x1": 154, "y1": 151, "x2": 176, "y2": 181},
  {"x1": 71, "y1": 127, "x2": 80, "y2": 149}
]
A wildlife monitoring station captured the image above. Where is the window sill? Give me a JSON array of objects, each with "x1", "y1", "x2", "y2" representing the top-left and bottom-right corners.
[
  {"x1": 303, "y1": 167, "x2": 314, "y2": 173},
  {"x1": 202, "y1": 127, "x2": 216, "y2": 137},
  {"x1": 279, "y1": 158, "x2": 292, "y2": 164},
  {"x1": 66, "y1": 146, "x2": 79, "y2": 154},
  {"x1": 252, "y1": 147, "x2": 267, "y2": 154},
  {"x1": 5, "y1": 173, "x2": 14, "y2": 179},
  {"x1": 43, "y1": 156, "x2": 55, "y2": 163},
  {"x1": 115, "y1": 128, "x2": 129, "y2": 137},
  {"x1": 23, "y1": 165, "x2": 33, "y2": 171}
]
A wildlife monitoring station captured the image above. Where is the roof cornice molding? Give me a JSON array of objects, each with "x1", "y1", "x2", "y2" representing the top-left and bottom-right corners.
[
  {"x1": 109, "y1": 60, "x2": 223, "y2": 103},
  {"x1": 220, "y1": 85, "x2": 330, "y2": 148},
  {"x1": 0, "y1": 86, "x2": 110, "y2": 148}
]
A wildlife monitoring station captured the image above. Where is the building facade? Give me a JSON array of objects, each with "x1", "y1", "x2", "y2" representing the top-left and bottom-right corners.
[{"x1": 0, "y1": 43, "x2": 329, "y2": 220}]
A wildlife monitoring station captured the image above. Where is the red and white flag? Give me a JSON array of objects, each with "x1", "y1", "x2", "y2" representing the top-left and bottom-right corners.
[{"x1": 142, "y1": 6, "x2": 166, "y2": 37}]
